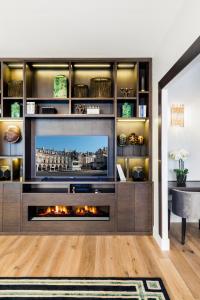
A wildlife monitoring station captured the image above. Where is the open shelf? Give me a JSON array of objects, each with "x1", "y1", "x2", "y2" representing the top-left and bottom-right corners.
[
  {"x1": 25, "y1": 98, "x2": 69, "y2": 115},
  {"x1": 0, "y1": 120, "x2": 23, "y2": 157},
  {"x1": 117, "y1": 99, "x2": 137, "y2": 118},
  {"x1": 117, "y1": 157, "x2": 149, "y2": 181},
  {"x1": 117, "y1": 62, "x2": 137, "y2": 98},
  {"x1": 3, "y1": 98, "x2": 23, "y2": 118},
  {"x1": 71, "y1": 62, "x2": 114, "y2": 98},
  {"x1": 26, "y1": 62, "x2": 69, "y2": 98},
  {"x1": 71, "y1": 98, "x2": 114, "y2": 115},
  {"x1": 0, "y1": 156, "x2": 23, "y2": 182},
  {"x1": 2, "y1": 62, "x2": 24, "y2": 98}
]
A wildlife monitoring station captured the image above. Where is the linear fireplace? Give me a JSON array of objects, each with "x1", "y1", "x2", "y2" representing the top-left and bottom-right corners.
[{"x1": 28, "y1": 205, "x2": 110, "y2": 221}]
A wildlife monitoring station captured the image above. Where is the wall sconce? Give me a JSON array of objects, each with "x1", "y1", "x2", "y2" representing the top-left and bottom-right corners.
[{"x1": 171, "y1": 104, "x2": 184, "y2": 127}]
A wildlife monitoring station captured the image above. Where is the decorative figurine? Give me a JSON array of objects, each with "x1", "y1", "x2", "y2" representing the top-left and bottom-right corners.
[
  {"x1": 74, "y1": 104, "x2": 86, "y2": 114},
  {"x1": 120, "y1": 88, "x2": 134, "y2": 98},
  {"x1": 122, "y1": 102, "x2": 132, "y2": 118},
  {"x1": 128, "y1": 132, "x2": 138, "y2": 145},
  {"x1": 138, "y1": 135, "x2": 144, "y2": 145},
  {"x1": 117, "y1": 133, "x2": 127, "y2": 146}
]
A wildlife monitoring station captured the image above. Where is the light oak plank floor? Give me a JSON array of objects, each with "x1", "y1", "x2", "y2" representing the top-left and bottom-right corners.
[{"x1": 0, "y1": 223, "x2": 199, "y2": 300}]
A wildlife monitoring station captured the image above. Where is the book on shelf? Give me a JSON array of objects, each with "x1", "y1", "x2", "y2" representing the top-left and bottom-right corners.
[{"x1": 117, "y1": 164, "x2": 126, "y2": 182}]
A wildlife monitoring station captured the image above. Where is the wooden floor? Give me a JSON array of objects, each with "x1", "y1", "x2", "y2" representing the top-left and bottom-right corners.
[{"x1": 0, "y1": 224, "x2": 199, "y2": 299}]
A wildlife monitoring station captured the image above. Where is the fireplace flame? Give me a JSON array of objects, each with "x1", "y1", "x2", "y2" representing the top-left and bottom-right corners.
[
  {"x1": 38, "y1": 205, "x2": 99, "y2": 217},
  {"x1": 39, "y1": 205, "x2": 70, "y2": 216},
  {"x1": 75, "y1": 206, "x2": 98, "y2": 216}
]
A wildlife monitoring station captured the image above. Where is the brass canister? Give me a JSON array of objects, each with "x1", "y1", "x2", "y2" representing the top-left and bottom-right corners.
[
  {"x1": 74, "y1": 84, "x2": 88, "y2": 98},
  {"x1": 8, "y1": 80, "x2": 23, "y2": 97},
  {"x1": 90, "y1": 77, "x2": 112, "y2": 98}
]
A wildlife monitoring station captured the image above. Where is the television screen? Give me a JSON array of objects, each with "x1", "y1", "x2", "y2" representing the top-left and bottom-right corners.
[{"x1": 35, "y1": 135, "x2": 108, "y2": 177}]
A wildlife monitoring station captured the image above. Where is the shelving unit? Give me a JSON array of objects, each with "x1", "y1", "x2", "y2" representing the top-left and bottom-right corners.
[{"x1": 0, "y1": 58, "x2": 152, "y2": 234}]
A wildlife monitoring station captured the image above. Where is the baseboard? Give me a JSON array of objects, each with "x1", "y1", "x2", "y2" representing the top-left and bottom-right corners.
[{"x1": 153, "y1": 226, "x2": 170, "y2": 251}]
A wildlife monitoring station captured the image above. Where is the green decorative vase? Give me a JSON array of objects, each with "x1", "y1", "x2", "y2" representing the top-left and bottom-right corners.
[
  {"x1": 11, "y1": 102, "x2": 20, "y2": 118},
  {"x1": 122, "y1": 102, "x2": 132, "y2": 118},
  {"x1": 53, "y1": 75, "x2": 67, "y2": 98}
]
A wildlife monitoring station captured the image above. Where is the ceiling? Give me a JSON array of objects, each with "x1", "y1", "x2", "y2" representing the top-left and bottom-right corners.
[{"x1": 0, "y1": 0, "x2": 186, "y2": 57}]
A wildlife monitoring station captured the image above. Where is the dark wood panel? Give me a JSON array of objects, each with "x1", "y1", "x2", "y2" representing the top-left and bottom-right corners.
[
  {"x1": 27, "y1": 118, "x2": 115, "y2": 179},
  {"x1": 117, "y1": 183, "x2": 134, "y2": 232},
  {"x1": 134, "y1": 183, "x2": 152, "y2": 232},
  {"x1": 2, "y1": 183, "x2": 21, "y2": 232},
  {"x1": 22, "y1": 193, "x2": 115, "y2": 204}
]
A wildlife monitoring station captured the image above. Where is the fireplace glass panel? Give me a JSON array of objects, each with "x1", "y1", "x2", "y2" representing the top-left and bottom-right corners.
[{"x1": 28, "y1": 205, "x2": 110, "y2": 221}]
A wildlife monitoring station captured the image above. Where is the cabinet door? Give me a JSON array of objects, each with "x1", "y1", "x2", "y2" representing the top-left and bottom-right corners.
[
  {"x1": 117, "y1": 183, "x2": 134, "y2": 232},
  {"x1": 135, "y1": 183, "x2": 152, "y2": 232},
  {"x1": 3, "y1": 183, "x2": 21, "y2": 232},
  {"x1": 0, "y1": 183, "x2": 3, "y2": 231}
]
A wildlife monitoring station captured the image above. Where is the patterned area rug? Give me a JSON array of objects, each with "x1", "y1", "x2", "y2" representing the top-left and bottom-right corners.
[{"x1": 0, "y1": 277, "x2": 170, "y2": 299}]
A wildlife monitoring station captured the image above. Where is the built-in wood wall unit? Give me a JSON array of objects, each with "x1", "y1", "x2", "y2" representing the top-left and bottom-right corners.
[{"x1": 0, "y1": 58, "x2": 152, "y2": 234}]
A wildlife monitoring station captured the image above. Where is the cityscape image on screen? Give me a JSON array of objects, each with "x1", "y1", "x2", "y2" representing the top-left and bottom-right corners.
[{"x1": 35, "y1": 135, "x2": 108, "y2": 177}]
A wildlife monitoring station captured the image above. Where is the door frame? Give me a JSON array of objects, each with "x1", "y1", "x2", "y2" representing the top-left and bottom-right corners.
[{"x1": 158, "y1": 36, "x2": 200, "y2": 241}]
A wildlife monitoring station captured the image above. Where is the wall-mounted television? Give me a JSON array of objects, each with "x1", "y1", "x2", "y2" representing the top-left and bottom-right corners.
[{"x1": 35, "y1": 135, "x2": 108, "y2": 178}]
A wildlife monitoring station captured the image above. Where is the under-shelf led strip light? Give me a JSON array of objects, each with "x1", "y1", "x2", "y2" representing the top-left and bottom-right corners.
[
  {"x1": 73, "y1": 64, "x2": 111, "y2": 68},
  {"x1": 7, "y1": 64, "x2": 23, "y2": 68},
  {"x1": 118, "y1": 64, "x2": 135, "y2": 68},
  {"x1": 117, "y1": 118, "x2": 146, "y2": 122},
  {"x1": 31, "y1": 64, "x2": 69, "y2": 68}
]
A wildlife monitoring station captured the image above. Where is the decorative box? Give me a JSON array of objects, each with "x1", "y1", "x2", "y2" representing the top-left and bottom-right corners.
[
  {"x1": 27, "y1": 102, "x2": 36, "y2": 114},
  {"x1": 86, "y1": 106, "x2": 100, "y2": 115},
  {"x1": 138, "y1": 105, "x2": 147, "y2": 118},
  {"x1": 41, "y1": 107, "x2": 57, "y2": 114}
]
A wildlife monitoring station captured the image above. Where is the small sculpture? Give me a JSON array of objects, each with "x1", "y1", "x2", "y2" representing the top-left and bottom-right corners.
[
  {"x1": 138, "y1": 135, "x2": 144, "y2": 145},
  {"x1": 120, "y1": 88, "x2": 133, "y2": 98},
  {"x1": 4, "y1": 125, "x2": 21, "y2": 143},
  {"x1": 128, "y1": 132, "x2": 138, "y2": 145},
  {"x1": 74, "y1": 104, "x2": 86, "y2": 114},
  {"x1": 117, "y1": 133, "x2": 127, "y2": 146}
]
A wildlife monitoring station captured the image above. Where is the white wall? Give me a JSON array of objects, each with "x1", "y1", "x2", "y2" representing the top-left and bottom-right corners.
[
  {"x1": 167, "y1": 55, "x2": 200, "y2": 181},
  {"x1": 152, "y1": 0, "x2": 200, "y2": 243},
  {"x1": 0, "y1": 0, "x2": 185, "y2": 58}
]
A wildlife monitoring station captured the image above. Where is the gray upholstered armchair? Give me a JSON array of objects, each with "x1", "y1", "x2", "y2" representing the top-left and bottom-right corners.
[{"x1": 170, "y1": 188, "x2": 200, "y2": 244}]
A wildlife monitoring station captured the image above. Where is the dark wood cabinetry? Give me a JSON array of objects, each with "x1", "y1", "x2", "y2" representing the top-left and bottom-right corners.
[
  {"x1": 134, "y1": 183, "x2": 153, "y2": 232},
  {"x1": 117, "y1": 183, "x2": 134, "y2": 232},
  {"x1": 117, "y1": 182, "x2": 152, "y2": 233},
  {"x1": 2, "y1": 183, "x2": 21, "y2": 232},
  {"x1": 0, "y1": 58, "x2": 152, "y2": 235}
]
